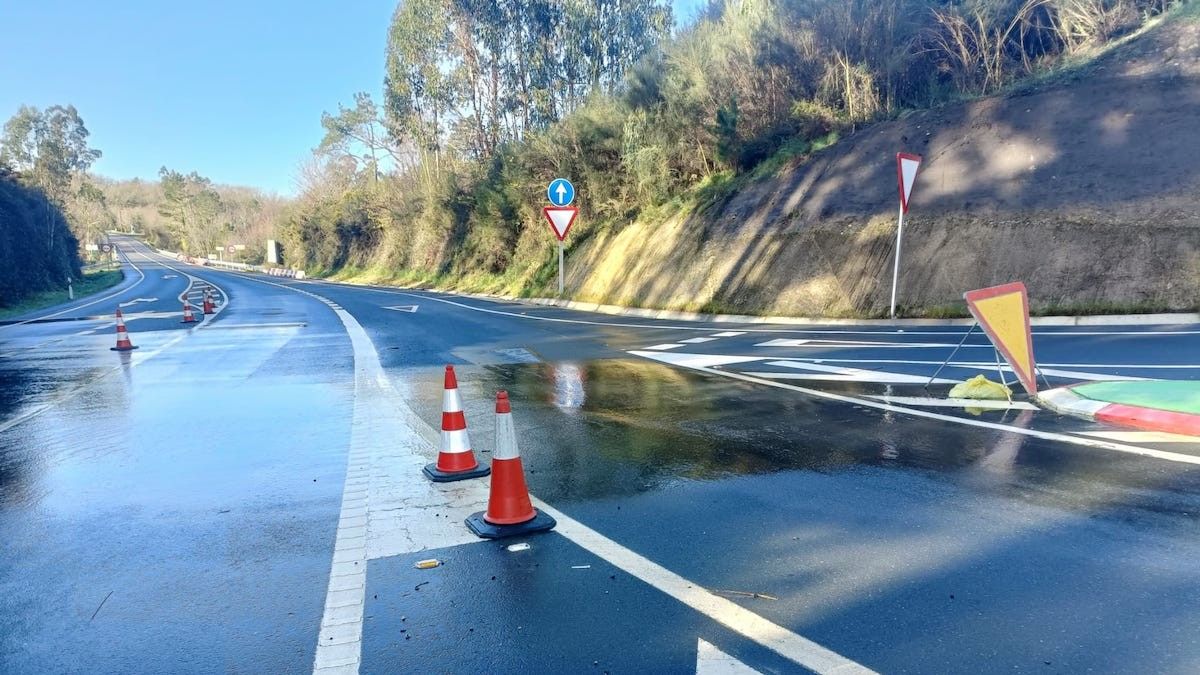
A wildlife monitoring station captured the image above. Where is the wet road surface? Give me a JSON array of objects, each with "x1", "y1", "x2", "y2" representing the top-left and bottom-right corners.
[{"x1": 2, "y1": 237, "x2": 1199, "y2": 673}]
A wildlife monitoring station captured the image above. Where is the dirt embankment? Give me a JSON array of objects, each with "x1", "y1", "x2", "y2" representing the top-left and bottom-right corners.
[{"x1": 567, "y1": 16, "x2": 1200, "y2": 316}]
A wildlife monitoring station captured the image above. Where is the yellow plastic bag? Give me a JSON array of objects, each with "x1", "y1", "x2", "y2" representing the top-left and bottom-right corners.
[{"x1": 948, "y1": 374, "x2": 1012, "y2": 401}]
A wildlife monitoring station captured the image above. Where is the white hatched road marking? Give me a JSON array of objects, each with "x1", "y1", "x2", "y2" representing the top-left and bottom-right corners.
[
  {"x1": 758, "y1": 360, "x2": 958, "y2": 384},
  {"x1": 644, "y1": 343, "x2": 686, "y2": 351},
  {"x1": 629, "y1": 351, "x2": 1200, "y2": 466}
]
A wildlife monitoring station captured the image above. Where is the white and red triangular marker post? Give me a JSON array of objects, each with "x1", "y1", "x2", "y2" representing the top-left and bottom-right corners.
[{"x1": 890, "y1": 152, "x2": 922, "y2": 319}]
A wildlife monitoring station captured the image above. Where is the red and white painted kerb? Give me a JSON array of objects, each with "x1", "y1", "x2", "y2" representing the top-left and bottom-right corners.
[{"x1": 1039, "y1": 387, "x2": 1200, "y2": 437}]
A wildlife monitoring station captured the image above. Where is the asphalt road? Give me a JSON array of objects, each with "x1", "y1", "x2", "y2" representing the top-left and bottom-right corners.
[{"x1": 2, "y1": 236, "x2": 1198, "y2": 674}]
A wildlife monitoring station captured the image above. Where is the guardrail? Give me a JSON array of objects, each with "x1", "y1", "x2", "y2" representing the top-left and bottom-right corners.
[{"x1": 154, "y1": 247, "x2": 305, "y2": 279}]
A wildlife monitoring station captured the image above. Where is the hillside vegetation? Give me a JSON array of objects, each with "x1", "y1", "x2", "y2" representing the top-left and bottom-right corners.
[
  {"x1": 0, "y1": 173, "x2": 81, "y2": 308},
  {"x1": 278, "y1": 0, "x2": 1195, "y2": 316}
]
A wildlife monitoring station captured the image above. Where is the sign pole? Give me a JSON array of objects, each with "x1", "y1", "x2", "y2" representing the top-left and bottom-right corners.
[
  {"x1": 558, "y1": 241, "x2": 564, "y2": 295},
  {"x1": 889, "y1": 203, "x2": 905, "y2": 319}
]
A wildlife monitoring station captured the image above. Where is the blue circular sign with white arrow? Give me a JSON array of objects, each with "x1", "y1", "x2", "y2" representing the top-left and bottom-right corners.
[{"x1": 547, "y1": 178, "x2": 575, "y2": 207}]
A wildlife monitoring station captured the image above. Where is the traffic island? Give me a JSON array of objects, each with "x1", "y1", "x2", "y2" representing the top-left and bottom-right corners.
[{"x1": 1039, "y1": 380, "x2": 1200, "y2": 436}]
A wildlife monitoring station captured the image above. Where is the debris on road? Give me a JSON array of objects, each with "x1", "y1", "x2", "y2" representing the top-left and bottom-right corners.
[
  {"x1": 571, "y1": 565, "x2": 591, "y2": 569},
  {"x1": 414, "y1": 559, "x2": 441, "y2": 570},
  {"x1": 949, "y1": 375, "x2": 1012, "y2": 401},
  {"x1": 506, "y1": 542, "x2": 531, "y2": 552},
  {"x1": 714, "y1": 589, "x2": 778, "y2": 601}
]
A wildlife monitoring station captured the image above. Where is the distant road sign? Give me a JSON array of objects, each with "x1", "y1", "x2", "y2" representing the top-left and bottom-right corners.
[
  {"x1": 547, "y1": 178, "x2": 575, "y2": 207},
  {"x1": 100, "y1": 243, "x2": 112, "y2": 253},
  {"x1": 226, "y1": 245, "x2": 236, "y2": 254},
  {"x1": 543, "y1": 206, "x2": 577, "y2": 241}
]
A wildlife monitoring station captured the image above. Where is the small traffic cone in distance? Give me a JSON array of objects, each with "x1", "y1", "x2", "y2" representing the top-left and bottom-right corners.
[
  {"x1": 466, "y1": 391, "x2": 556, "y2": 539},
  {"x1": 202, "y1": 290, "x2": 215, "y2": 315},
  {"x1": 181, "y1": 300, "x2": 197, "y2": 324},
  {"x1": 110, "y1": 308, "x2": 138, "y2": 351},
  {"x1": 423, "y1": 365, "x2": 491, "y2": 482}
]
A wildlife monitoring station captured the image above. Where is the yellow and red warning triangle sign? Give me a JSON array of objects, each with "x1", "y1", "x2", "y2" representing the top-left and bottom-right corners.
[{"x1": 964, "y1": 282, "x2": 1038, "y2": 395}]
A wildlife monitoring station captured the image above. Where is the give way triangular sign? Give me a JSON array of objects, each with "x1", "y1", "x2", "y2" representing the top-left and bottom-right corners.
[
  {"x1": 543, "y1": 206, "x2": 577, "y2": 241},
  {"x1": 897, "y1": 153, "x2": 922, "y2": 214}
]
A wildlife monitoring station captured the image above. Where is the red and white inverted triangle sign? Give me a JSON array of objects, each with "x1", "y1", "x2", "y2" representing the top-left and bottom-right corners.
[
  {"x1": 543, "y1": 206, "x2": 577, "y2": 241},
  {"x1": 896, "y1": 153, "x2": 922, "y2": 214}
]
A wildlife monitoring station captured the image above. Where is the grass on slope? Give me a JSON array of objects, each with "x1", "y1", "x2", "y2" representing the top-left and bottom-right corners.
[{"x1": 0, "y1": 267, "x2": 124, "y2": 322}]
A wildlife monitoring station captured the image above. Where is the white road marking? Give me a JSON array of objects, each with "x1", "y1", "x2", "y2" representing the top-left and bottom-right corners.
[
  {"x1": 1075, "y1": 430, "x2": 1200, "y2": 443},
  {"x1": 382, "y1": 305, "x2": 419, "y2": 313},
  {"x1": 744, "y1": 371, "x2": 958, "y2": 385},
  {"x1": 680, "y1": 337, "x2": 718, "y2": 344},
  {"x1": 866, "y1": 396, "x2": 1038, "y2": 411},
  {"x1": 1033, "y1": 367, "x2": 1144, "y2": 382},
  {"x1": 630, "y1": 351, "x2": 766, "y2": 369},
  {"x1": 630, "y1": 350, "x2": 1200, "y2": 466},
  {"x1": 696, "y1": 638, "x2": 761, "y2": 674},
  {"x1": 118, "y1": 297, "x2": 158, "y2": 308},
  {"x1": 644, "y1": 343, "x2": 686, "y2": 351},
  {"x1": 711, "y1": 331, "x2": 747, "y2": 337},
  {"x1": 754, "y1": 338, "x2": 987, "y2": 349},
  {"x1": 763, "y1": 360, "x2": 958, "y2": 384},
  {"x1": 534, "y1": 499, "x2": 876, "y2": 675},
  {"x1": 754, "y1": 357, "x2": 1200, "y2": 371},
  {"x1": 234, "y1": 275, "x2": 487, "y2": 675}
]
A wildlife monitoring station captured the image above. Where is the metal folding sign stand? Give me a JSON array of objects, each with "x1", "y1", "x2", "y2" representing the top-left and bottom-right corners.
[{"x1": 924, "y1": 321, "x2": 1052, "y2": 395}]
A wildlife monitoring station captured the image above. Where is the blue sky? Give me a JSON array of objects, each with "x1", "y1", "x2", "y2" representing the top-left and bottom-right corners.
[{"x1": 0, "y1": 1, "x2": 706, "y2": 195}]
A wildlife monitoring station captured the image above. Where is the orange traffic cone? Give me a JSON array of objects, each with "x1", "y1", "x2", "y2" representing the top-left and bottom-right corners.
[
  {"x1": 423, "y1": 365, "x2": 491, "y2": 482},
  {"x1": 110, "y1": 308, "x2": 138, "y2": 351},
  {"x1": 466, "y1": 391, "x2": 556, "y2": 538},
  {"x1": 181, "y1": 299, "x2": 197, "y2": 324},
  {"x1": 202, "y1": 290, "x2": 215, "y2": 315}
]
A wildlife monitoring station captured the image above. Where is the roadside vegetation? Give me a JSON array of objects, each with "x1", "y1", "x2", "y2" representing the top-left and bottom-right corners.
[
  {"x1": 0, "y1": 103, "x2": 100, "y2": 308},
  {"x1": 0, "y1": 266, "x2": 123, "y2": 322},
  {"x1": 279, "y1": 0, "x2": 1188, "y2": 307}
]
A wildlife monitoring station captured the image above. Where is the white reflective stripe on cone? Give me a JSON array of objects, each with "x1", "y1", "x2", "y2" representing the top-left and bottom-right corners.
[
  {"x1": 443, "y1": 388, "x2": 463, "y2": 413},
  {"x1": 493, "y1": 412, "x2": 520, "y2": 461},
  {"x1": 441, "y1": 428, "x2": 472, "y2": 454}
]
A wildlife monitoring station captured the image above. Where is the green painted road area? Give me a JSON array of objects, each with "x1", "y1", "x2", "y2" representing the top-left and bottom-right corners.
[{"x1": 1072, "y1": 380, "x2": 1200, "y2": 415}]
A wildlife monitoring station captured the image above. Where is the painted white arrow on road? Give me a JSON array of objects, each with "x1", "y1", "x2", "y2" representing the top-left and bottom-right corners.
[
  {"x1": 383, "y1": 305, "x2": 419, "y2": 313},
  {"x1": 118, "y1": 297, "x2": 158, "y2": 308},
  {"x1": 696, "y1": 638, "x2": 760, "y2": 674}
]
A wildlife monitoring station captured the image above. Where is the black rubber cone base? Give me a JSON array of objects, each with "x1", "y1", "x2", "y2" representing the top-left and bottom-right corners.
[
  {"x1": 423, "y1": 462, "x2": 490, "y2": 483},
  {"x1": 466, "y1": 510, "x2": 556, "y2": 539},
  {"x1": 110, "y1": 345, "x2": 139, "y2": 351}
]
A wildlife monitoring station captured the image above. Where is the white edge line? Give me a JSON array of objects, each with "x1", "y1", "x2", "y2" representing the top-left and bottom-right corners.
[{"x1": 533, "y1": 498, "x2": 877, "y2": 675}]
